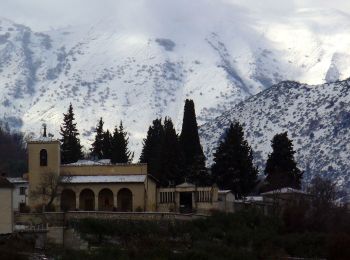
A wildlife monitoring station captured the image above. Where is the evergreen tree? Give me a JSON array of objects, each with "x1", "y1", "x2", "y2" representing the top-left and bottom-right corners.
[
  {"x1": 111, "y1": 121, "x2": 133, "y2": 163},
  {"x1": 211, "y1": 122, "x2": 258, "y2": 198},
  {"x1": 179, "y1": 99, "x2": 207, "y2": 184},
  {"x1": 161, "y1": 117, "x2": 184, "y2": 186},
  {"x1": 139, "y1": 118, "x2": 164, "y2": 181},
  {"x1": 90, "y1": 117, "x2": 104, "y2": 160},
  {"x1": 102, "y1": 130, "x2": 112, "y2": 159},
  {"x1": 60, "y1": 103, "x2": 83, "y2": 164},
  {"x1": 264, "y1": 132, "x2": 303, "y2": 191}
]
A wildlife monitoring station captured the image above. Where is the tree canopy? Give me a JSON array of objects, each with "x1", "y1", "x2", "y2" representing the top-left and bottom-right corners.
[
  {"x1": 265, "y1": 132, "x2": 303, "y2": 191},
  {"x1": 111, "y1": 121, "x2": 133, "y2": 163},
  {"x1": 90, "y1": 117, "x2": 104, "y2": 160},
  {"x1": 60, "y1": 103, "x2": 83, "y2": 164},
  {"x1": 179, "y1": 99, "x2": 207, "y2": 185},
  {"x1": 212, "y1": 122, "x2": 258, "y2": 198}
]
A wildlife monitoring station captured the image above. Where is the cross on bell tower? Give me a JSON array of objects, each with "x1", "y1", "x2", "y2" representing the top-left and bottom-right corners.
[{"x1": 42, "y1": 123, "x2": 47, "y2": 137}]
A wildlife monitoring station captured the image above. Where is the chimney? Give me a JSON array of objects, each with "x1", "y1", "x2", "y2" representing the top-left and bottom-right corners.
[{"x1": 43, "y1": 123, "x2": 47, "y2": 137}]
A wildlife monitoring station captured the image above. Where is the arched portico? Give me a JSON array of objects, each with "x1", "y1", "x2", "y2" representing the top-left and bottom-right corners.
[
  {"x1": 60, "y1": 189, "x2": 76, "y2": 211},
  {"x1": 98, "y1": 188, "x2": 114, "y2": 211},
  {"x1": 79, "y1": 189, "x2": 95, "y2": 211},
  {"x1": 117, "y1": 188, "x2": 133, "y2": 212}
]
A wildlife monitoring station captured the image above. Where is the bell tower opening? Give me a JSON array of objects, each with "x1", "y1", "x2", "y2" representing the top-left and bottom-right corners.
[{"x1": 40, "y1": 149, "x2": 48, "y2": 166}]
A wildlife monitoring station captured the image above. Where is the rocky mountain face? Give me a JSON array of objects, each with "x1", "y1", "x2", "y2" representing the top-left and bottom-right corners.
[
  {"x1": 200, "y1": 79, "x2": 350, "y2": 195},
  {"x1": 0, "y1": 6, "x2": 350, "y2": 161}
]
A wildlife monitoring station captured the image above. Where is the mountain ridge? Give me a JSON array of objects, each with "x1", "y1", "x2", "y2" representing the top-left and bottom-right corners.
[
  {"x1": 0, "y1": 9, "x2": 350, "y2": 159},
  {"x1": 199, "y1": 78, "x2": 350, "y2": 193}
]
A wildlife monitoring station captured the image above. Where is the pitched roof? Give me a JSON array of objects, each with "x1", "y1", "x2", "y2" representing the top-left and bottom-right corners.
[{"x1": 176, "y1": 182, "x2": 195, "y2": 188}]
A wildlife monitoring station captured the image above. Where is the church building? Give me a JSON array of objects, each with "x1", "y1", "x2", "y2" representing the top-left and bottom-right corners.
[{"x1": 26, "y1": 137, "x2": 220, "y2": 214}]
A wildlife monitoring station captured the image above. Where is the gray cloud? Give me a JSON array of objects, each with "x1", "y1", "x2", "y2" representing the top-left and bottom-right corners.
[{"x1": 0, "y1": 0, "x2": 349, "y2": 31}]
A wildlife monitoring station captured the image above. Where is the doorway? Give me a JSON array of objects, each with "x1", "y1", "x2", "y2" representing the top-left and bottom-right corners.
[{"x1": 179, "y1": 192, "x2": 193, "y2": 213}]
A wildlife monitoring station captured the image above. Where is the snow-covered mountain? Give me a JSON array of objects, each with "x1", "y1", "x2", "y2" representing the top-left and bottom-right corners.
[
  {"x1": 0, "y1": 5, "x2": 350, "y2": 159},
  {"x1": 200, "y1": 79, "x2": 350, "y2": 192}
]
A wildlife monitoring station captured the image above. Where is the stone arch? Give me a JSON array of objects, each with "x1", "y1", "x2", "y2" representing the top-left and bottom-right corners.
[
  {"x1": 117, "y1": 188, "x2": 133, "y2": 212},
  {"x1": 60, "y1": 189, "x2": 76, "y2": 211},
  {"x1": 79, "y1": 189, "x2": 95, "y2": 211},
  {"x1": 98, "y1": 188, "x2": 114, "y2": 211},
  {"x1": 40, "y1": 149, "x2": 48, "y2": 166}
]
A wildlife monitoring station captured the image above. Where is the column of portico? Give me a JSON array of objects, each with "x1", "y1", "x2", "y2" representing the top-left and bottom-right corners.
[
  {"x1": 95, "y1": 194, "x2": 99, "y2": 211},
  {"x1": 114, "y1": 192, "x2": 118, "y2": 209},
  {"x1": 75, "y1": 191, "x2": 80, "y2": 210}
]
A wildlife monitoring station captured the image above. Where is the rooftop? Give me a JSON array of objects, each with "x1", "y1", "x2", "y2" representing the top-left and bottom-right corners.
[
  {"x1": 28, "y1": 136, "x2": 60, "y2": 143},
  {"x1": 61, "y1": 159, "x2": 147, "y2": 167},
  {"x1": 7, "y1": 177, "x2": 28, "y2": 184},
  {"x1": 261, "y1": 187, "x2": 309, "y2": 196},
  {"x1": 61, "y1": 175, "x2": 147, "y2": 184}
]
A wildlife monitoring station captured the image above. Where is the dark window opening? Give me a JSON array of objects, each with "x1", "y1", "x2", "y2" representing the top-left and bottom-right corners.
[
  {"x1": 40, "y1": 149, "x2": 48, "y2": 166},
  {"x1": 19, "y1": 187, "x2": 26, "y2": 195}
]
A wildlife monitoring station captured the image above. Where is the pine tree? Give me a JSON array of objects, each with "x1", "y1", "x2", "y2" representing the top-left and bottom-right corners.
[
  {"x1": 102, "y1": 130, "x2": 112, "y2": 159},
  {"x1": 139, "y1": 118, "x2": 164, "y2": 181},
  {"x1": 179, "y1": 99, "x2": 207, "y2": 184},
  {"x1": 161, "y1": 117, "x2": 184, "y2": 186},
  {"x1": 211, "y1": 122, "x2": 258, "y2": 198},
  {"x1": 90, "y1": 117, "x2": 104, "y2": 160},
  {"x1": 111, "y1": 121, "x2": 133, "y2": 164},
  {"x1": 264, "y1": 132, "x2": 303, "y2": 191},
  {"x1": 60, "y1": 103, "x2": 83, "y2": 164}
]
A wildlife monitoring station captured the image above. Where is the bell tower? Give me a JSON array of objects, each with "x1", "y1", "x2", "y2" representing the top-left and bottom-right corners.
[{"x1": 27, "y1": 125, "x2": 61, "y2": 208}]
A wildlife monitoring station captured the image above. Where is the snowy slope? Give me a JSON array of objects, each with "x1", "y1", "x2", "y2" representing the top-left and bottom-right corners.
[
  {"x1": 200, "y1": 79, "x2": 350, "y2": 192},
  {"x1": 0, "y1": 5, "x2": 350, "y2": 159}
]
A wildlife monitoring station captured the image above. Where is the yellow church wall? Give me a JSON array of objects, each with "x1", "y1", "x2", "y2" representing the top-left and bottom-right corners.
[
  {"x1": 60, "y1": 164, "x2": 147, "y2": 176},
  {"x1": 27, "y1": 141, "x2": 60, "y2": 208},
  {"x1": 59, "y1": 182, "x2": 151, "y2": 211},
  {"x1": 145, "y1": 176, "x2": 157, "y2": 211}
]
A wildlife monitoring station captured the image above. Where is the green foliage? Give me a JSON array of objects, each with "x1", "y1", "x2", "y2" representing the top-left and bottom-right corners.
[
  {"x1": 62, "y1": 207, "x2": 350, "y2": 259},
  {"x1": 101, "y1": 129, "x2": 112, "y2": 159},
  {"x1": 179, "y1": 99, "x2": 208, "y2": 185},
  {"x1": 111, "y1": 121, "x2": 133, "y2": 163},
  {"x1": 60, "y1": 103, "x2": 83, "y2": 164},
  {"x1": 160, "y1": 117, "x2": 184, "y2": 186},
  {"x1": 212, "y1": 122, "x2": 258, "y2": 198},
  {"x1": 90, "y1": 117, "x2": 104, "y2": 159},
  {"x1": 139, "y1": 118, "x2": 165, "y2": 181},
  {"x1": 0, "y1": 125, "x2": 27, "y2": 177},
  {"x1": 264, "y1": 132, "x2": 303, "y2": 191}
]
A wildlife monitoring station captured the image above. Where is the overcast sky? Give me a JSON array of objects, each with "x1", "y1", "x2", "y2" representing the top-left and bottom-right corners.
[{"x1": 0, "y1": 0, "x2": 349, "y2": 31}]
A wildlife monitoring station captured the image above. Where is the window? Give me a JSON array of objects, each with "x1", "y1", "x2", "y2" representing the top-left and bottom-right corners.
[
  {"x1": 196, "y1": 190, "x2": 211, "y2": 202},
  {"x1": 160, "y1": 192, "x2": 175, "y2": 203},
  {"x1": 19, "y1": 187, "x2": 26, "y2": 195},
  {"x1": 40, "y1": 149, "x2": 48, "y2": 166}
]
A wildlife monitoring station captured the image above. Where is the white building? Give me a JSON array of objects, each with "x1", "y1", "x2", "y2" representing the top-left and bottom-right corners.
[{"x1": 7, "y1": 177, "x2": 29, "y2": 212}]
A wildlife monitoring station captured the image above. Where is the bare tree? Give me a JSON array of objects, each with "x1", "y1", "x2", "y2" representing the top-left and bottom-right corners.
[
  {"x1": 308, "y1": 175, "x2": 337, "y2": 209},
  {"x1": 31, "y1": 172, "x2": 72, "y2": 211}
]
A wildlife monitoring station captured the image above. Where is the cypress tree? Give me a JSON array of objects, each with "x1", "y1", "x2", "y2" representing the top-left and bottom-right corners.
[
  {"x1": 60, "y1": 103, "x2": 83, "y2": 164},
  {"x1": 111, "y1": 121, "x2": 133, "y2": 163},
  {"x1": 211, "y1": 122, "x2": 258, "y2": 198},
  {"x1": 139, "y1": 118, "x2": 164, "y2": 181},
  {"x1": 179, "y1": 99, "x2": 207, "y2": 184},
  {"x1": 102, "y1": 130, "x2": 112, "y2": 159},
  {"x1": 90, "y1": 117, "x2": 104, "y2": 159},
  {"x1": 161, "y1": 117, "x2": 184, "y2": 186},
  {"x1": 265, "y1": 132, "x2": 303, "y2": 191}
]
